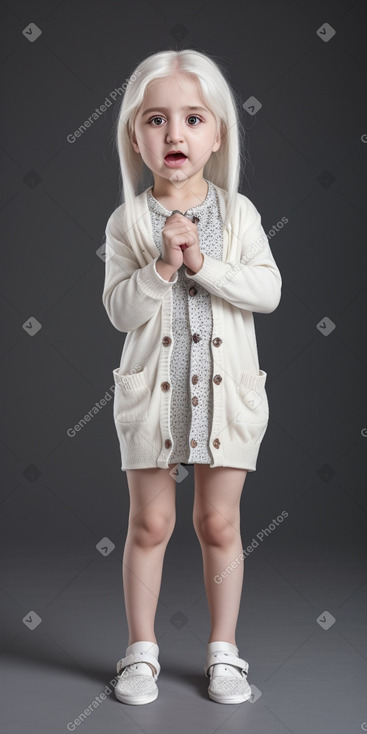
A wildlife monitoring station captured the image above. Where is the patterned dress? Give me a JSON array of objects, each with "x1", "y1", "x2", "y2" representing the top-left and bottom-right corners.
[{"x1": 146, "y1": 179, "x2": 224, "y2": 465}]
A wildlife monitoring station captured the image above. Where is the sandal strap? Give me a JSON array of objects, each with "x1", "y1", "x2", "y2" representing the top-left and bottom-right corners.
[
  {"x1": 204, "y1": 651, "x2": 249, "y2": 678},
  {"x1": 116, "y1": 652, "x2": 161, "y2": 679}
]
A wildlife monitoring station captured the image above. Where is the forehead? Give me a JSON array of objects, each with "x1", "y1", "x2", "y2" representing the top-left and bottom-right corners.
[{"x1": 141, "y1": 73, "x2": 204, "y2": 105}]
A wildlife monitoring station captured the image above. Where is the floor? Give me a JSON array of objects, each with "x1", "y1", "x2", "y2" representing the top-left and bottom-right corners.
[{"x1": 2, "y1": 491, "x2": 366, "y2": 734}]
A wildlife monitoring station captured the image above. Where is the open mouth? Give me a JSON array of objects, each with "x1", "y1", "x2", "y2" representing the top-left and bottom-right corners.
[{"x1": 164, "y1": 152, "x2": 187, "y2": 162}]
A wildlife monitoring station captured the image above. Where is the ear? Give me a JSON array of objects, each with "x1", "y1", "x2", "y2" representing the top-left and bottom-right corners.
[
  {"x1": 212, "y1": 120, "x2": 223, "y2": 153},
  {"x1": 129, "y1": 125, "x2": 140, "y2": 154}
]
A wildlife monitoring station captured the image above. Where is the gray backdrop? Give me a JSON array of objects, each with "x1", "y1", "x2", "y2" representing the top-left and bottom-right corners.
[{"x1": 1, "y1": 1, "x2": 366, "y2": 733}]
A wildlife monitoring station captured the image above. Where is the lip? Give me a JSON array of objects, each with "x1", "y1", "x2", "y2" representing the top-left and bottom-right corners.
[
  {"x1": 165, "y1": 149, "x2": 186, "y2": 156},
  {"x1": 164, "y1": 156, "x2": 188, "y2": 168},
  {"x1": 164, "y1": 151, "x2": 188, "y2": 168}
]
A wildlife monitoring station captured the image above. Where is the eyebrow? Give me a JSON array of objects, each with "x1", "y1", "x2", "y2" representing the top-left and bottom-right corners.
[{"x1": 142, "y1": 106, "x2": 208, "y2": 117}]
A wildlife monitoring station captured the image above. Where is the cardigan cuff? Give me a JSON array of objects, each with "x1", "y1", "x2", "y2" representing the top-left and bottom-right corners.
[
  {"x1": 137, "y1": 257, "x2": 178, "y2": 299},
  {"x1": 184, "y1": 252, "x2": 226, "y2": 287}
]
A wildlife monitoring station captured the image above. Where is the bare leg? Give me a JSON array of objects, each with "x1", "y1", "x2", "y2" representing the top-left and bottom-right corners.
[
  {"x1": 123, "y1": 465, "x2": 177, "y2": 647},
  {"x1": 192, "y1": 465, "x2": 247, "y2": 646}
]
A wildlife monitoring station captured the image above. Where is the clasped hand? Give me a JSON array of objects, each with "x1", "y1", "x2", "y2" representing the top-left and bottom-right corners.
[{"x1": 161, "y1": 212, "x2": 203, "y2": 274}]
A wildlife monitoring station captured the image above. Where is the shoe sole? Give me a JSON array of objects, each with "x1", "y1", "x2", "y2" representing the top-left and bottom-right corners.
[
  {"x1": 114, "y1": 687, "x2": 158, "y2": 705},
  {"x1": 208, "y1": 688, "x2": 252, "y2": 704}
]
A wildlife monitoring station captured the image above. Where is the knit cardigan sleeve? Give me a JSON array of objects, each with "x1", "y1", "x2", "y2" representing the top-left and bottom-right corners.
[
  {"x1": 184, "y1": 197, "x2": 282, "y2": 314},
  {"x1": 102, "y1": 208, "x2": 178, "y2": 333}
]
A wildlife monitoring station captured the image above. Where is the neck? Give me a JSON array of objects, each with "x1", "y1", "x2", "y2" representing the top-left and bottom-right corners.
[{"x1": 151, "y1": 178, "x2": 208, "y2": 209}]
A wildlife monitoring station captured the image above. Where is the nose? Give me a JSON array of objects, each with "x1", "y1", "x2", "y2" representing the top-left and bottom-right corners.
[{"x1": 166, "y1": 116, "x2": 184, "y2": 143}]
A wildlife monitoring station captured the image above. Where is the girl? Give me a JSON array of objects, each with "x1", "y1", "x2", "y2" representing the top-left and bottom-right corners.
[{"x1": 102, "y1": 48, "x2": 282, "y2": 706}]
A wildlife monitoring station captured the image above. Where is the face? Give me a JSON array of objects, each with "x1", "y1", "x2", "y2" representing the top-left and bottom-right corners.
[{"x1": 130, "y1": 72, "x2": 221, "y2": 188}]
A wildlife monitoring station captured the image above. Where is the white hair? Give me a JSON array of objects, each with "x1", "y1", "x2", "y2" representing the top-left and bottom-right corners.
[{"x1": 112, "y1": 48, "x2": 248, "y2": 233}]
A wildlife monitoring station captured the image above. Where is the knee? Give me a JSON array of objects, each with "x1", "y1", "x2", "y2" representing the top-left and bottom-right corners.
[
  {"x1": 193, "y1": 512, "x2": 238, "y2": 547},
  {"x1": 130, "y1": 512, "x2": 175, "y2": 547}
]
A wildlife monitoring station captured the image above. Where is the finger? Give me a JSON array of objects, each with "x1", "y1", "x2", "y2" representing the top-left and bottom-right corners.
[
  {"x1": 163, "y1": 215, "x2": 189, "y2": 227},
  {"x1": 165, "y1": 212, "x2": 187, "y2": 223},
  {"x1": 166, "y1": 213, "x2": 196, "y2": 229},
  {"x1": 163, "y1": 223, "x2": 193, "y2": 236},
  {"x1": 170, "y1": 233, "x2": 193, "y2": 247}
]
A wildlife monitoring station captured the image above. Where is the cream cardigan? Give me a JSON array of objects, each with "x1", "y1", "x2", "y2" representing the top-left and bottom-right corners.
[{"x1": 102, "y1": 182, "x2": 282, "y2": 471}]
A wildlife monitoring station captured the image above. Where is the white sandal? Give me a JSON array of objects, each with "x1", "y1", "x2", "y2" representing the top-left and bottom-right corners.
[
  {"x1": 114, "y1": 641, "x2": 160, "y2": 705},
  {"x1": 204, "y1": 641, "x2": 252, "y2": 704}
]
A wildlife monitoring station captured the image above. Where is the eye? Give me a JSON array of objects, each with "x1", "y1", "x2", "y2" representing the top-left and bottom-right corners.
[
  {"x1": 187, "y1": 115, "x2": 202, "y2": 125},
  {"x1": 147, "y1": 114, "x2": 203, "y2": 126},
  {"x1": 149, "y1": 116, "x2": 165, "y2": 126}
]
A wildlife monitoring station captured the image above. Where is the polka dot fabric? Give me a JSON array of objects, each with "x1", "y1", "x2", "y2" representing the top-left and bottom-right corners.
[{"x1": 147, "y1": 179, "x2": 223, "y2": 465}]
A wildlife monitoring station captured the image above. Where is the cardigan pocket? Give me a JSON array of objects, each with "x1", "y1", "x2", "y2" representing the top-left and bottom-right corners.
[
  {"x1": 236, "y1": 369, "x2": 269, "y2": 424},
  {"x1": 112, "y1": 365, "x2": 151, "y2": 423}
]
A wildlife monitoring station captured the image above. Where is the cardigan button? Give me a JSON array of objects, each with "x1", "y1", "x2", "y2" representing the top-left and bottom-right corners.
[
  {"x1": 213, "y1": 374, "x2": 222, "y2": 385},
  {"x1": 162, "y1": 336, "x2": 171, "y2": 346},
  {"x1": 189, "y1": 286, "x2": 197, "y2": 296},
  {"x1": 164, "y1": 439, "x2": 172, "y2": 449},
  {"x1": 190, "y1": 438, "x2": 197, "y2": 448},
  {"x1": 191, "y1": 374, "x2": 199, "y2": 385},
  {"x1": 161, "y1": 381, "x2": 170, "y2": 392},
  {"x1": 212, "y1": 438, "x2": 221, "y2": 449},
  {"x1": 212, "y1": 337, "x2": 222, "y2": 347},
  {"x1": 193, "y1": 333, "x2": 201, "y2": 343},
  {"x1": 192, "y1": 396, "x2": 198, "y2": 406}
]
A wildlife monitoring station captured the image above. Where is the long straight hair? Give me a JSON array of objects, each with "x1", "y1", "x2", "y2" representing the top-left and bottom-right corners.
[{"x1": 113, "y1": 49, "x2": 247, "y2": 238}]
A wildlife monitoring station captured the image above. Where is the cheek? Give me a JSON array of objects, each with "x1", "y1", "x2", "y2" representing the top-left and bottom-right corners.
[
  {"x1": 134, "y1": 122, "x2": 151, "y2": 142},
  {"x1": 140, "y1": 128, "x2": 160, "y2": 149}
]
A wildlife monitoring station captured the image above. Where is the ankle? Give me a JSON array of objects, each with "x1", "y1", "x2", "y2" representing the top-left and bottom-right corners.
[{"x1": 128, "y1": 638, "x2": 157, "y2": 646}]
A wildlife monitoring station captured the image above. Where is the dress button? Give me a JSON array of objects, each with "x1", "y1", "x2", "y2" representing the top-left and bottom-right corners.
[
  {"x1": 191, "y1": 374, "x2": 199, "y2": 385},
  {"x1": 213, "y1": 374, "x2": 222, "y2": 385},
  {"x1": 193, "y1": 333, "x2": 201, "y2": 343},
  {"x1": 189, "y1": 287, "x2": 197, "y2": 296},
  {"x1": 162, "y1": 336, "x2": 171, "y2": 346},
  {"x1": 212, "y1": 337, "x2": 222, "y2": 347},
  {"x1": 212, "y1": 438, "x2": 221, "y2": 449},
  {"x1": 192, "y1": 396, "x2": 198, "y2": 406},
  {"x1": 161, "y1": 381, "x2": 170, "y2": 392},
  {"x1": 190, "y1": 438, "x2": 197, "y2": 448},
  {"x1": 165, "y1": 439, "x2": 172, "y2": 449}
]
